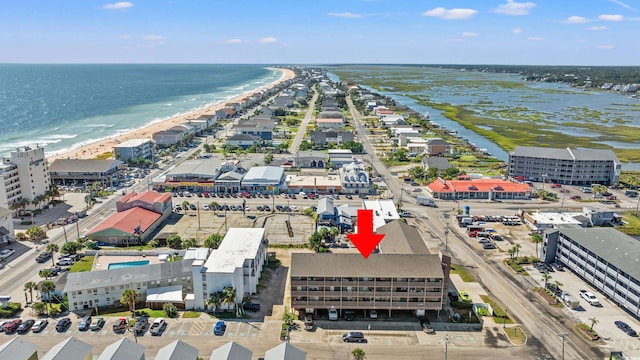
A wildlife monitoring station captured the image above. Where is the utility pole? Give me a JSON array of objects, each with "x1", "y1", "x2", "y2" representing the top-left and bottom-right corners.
[
  {"x1": 444, "y1": 226, "x2": 449, "y2": 253},
  {"x1": 197, "y1": 202, "x2": 201, "y2": 230},
  {"x1": 444, "y1": 333, "x2": 449, "y2": 360},
  {"x1": 558, "y1": 333, "x2": 568, "y2": 360},
  {"x1": 62, "y1": 224, "x2": 68, "y2": 243}
]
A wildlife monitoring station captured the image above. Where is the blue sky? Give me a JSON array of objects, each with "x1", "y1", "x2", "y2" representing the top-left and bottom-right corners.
[{"x1": 1, "y1": 0, "x2": 639, "y2": 65}]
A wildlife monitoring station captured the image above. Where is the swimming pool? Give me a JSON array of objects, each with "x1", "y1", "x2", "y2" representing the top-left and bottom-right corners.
[{"x1": 107, "y1": 260, "x2": 150, "y2": 270}]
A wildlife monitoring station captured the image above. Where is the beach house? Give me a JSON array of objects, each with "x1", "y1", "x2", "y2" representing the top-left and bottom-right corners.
[{"x1": 113, "y1": 138, "x2": 154, "y2": 162}]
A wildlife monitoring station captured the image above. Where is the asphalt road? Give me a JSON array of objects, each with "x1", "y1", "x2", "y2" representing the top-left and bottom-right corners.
[{"x1": 289, "y1": 88, "x2": 319, "y2": 153}]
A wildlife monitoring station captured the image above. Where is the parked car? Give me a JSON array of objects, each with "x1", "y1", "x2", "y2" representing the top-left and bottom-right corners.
[
  {"x1": 0, "y1": 320, "x2": 11, "y2": 332},
  {"x1": 615, "y1": 321, "x2": 637, "y2": 337},
  {"x1": 0, "y1": 249, "x2": 15, "y2": 259},
  {"x1": 328, "y1": 308, "x2": 338, "y2": 321},
  {"x1": 56, "y1": 318, "x2": 71, "y2": 332},
  {"x1": 242, "y1": 301, "x2": 261, "y2": 312},
  {"x1": 149, "y1": 318, "x2": 166, "y2": 336},
  {"x1": 304, "y1": 314, "x2": 314, "y2": 331},
  {"x1": 57, "y1": 258, "x2": 74, "y2": 266},
  {"x1": 35, "y1": 252, "x2": 51, "y2": 263},
  {"x1": 579, "y1": 290, "x2": 602, "y2": 306},
  {"x1": 90, "y1": 317, "x2": 105, "y2": 331},
  {"x1": 213, "y1": 321, "x2": 226, "y2": 336},
  {"x1": 31, "y1": 319, "x2": 48, "y2": 333},
  {"x1": 78, "y1": 316, "x2": 92, "y2": 331},
  {"x1": 112, "y1": 317, "x2": 128, "y2": 333},
  {"x1": 482, "y1": 243, "x2": 497, "y2": 249},
  {"x1": 3, "y1": 319, "x2": 22, "y2": 333},
  {"x1": 134, "y1": 317, "x2": 148, "y2": 335},
  {"x1": 342, "y1": 331, "x2": 367, "y2": 343},
  {"x1": 344, "y1": 310, "x2": 355, "y2": 321},
  {"x1": 17, "y1": 319, "x2": 35, "y2": 334},
  {"x1": 369, "y1": 310, "x2": 378, "y2": 319}
]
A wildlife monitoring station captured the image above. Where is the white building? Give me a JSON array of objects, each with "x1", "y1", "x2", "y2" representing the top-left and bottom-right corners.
[
  {"x1": 191, "y1": 228, "x2": 268, "y2": 310},
  {"x1": 0, "y1": 207, "x2": 14, "y2": 244},
  {"x1": 113, "y1": 138, "x2": 154, "y2": 162},
  {"x1": 339, "y1": 161, "x2": 370, "y2": 195},
  {"x1": 0, "y1": 146, "x2": 50, "y2": 212},
  {"x1": 363, "y1": 199, "x2": 400, "y2": 230}
]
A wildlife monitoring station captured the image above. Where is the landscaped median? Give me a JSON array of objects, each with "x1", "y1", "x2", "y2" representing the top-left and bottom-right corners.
[{"x1": 503, "y1": 326, "x2": 527, "y2": 346}]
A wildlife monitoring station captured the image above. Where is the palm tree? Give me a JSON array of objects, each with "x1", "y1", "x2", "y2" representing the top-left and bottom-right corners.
[
  {"x1": 352, "y1": 347, "x2": 366, "y2": 360},
  {"x1": 531, "y1": 234, "x2": 543, "y2": 258},
  {"x1": 508, "y1": 247, "x2": 516, "y2": 260},
  {"x1": 32, "y1": 302, "x2": 47, "y2": 316},
  {"x1": 39, "y1": 280, "x2": 56, "y2": 315},
  {"x1": 514, "y1": 244, "x2": 522, "y2": 259},
  {"x1": 121, "y1": 289, "x2": 139, "y2": 316},
  {"x1": 542, "y1": 272, "x2": 552, "y2": 289},
  {"x1": 222, "y1": 287, "x2": 237, "y2": 315},
  {"x1": 207, "y1": 291, "x2": 224, "y2": 314},
  {"x1": 329, "y1": 226, "x2": 340, "y2": 241},
  {"x1": 25, "y1": 280, "x2": 39, "y2": 303},
  {"x1": 46, "y1": 243, "x2": 59, "y2": 266},
  {"x1": 39, "y1": 269, "x2": 53, "y2": 279},
  {"x1": 588, "y1": 316, "x2": 599, "y2": 331},
  {"x1": 553, "y1": 280, "x2": 563, "y2": 293}
]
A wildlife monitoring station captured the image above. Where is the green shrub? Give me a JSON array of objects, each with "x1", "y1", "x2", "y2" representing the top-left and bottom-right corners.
[{"x1": 0, "y1": 302, "x2": 22, "y2": 318}]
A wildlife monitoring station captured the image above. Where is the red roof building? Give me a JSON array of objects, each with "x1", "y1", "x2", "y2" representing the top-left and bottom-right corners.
[
  {"x1": 426, "y1": 178, "x2": 532, "y2": 201},
  {"x1": 87, "y1": 191, "x2": 172, "y2": 245}
]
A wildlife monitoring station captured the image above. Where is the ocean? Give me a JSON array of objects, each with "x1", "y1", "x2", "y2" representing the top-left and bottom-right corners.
[{"x1": 0, "y1": 64, "x2": 281, "y2": 158}]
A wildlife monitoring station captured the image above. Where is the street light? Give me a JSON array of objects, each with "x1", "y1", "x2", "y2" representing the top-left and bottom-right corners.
[
  {"x1": 504, "y1": 308, "x2": 508, "y2": 328},
  {"x1": 558, "y1": 333, "x2": 568, "y2": 360},
  {"x1": 444, "y1": 227, "x2": 449, "y2": 253},
  {"x1": 541, "y1": 173, "x2": 548, "y2": 191}
]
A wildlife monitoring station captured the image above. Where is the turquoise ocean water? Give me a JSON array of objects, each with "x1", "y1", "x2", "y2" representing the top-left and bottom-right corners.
[{"x1": 0, "y1": 64, "x2": 281, "y2": 157}]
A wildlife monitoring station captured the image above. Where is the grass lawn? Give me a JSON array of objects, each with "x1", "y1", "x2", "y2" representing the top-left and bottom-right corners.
[
  {"x1": 504, "y1": 326, "x2": 527, "y2": 345},
  {"x1": 450, "y1": 264, "x2": 474, "y2": 282},
  {"x1": 69, "y1": 256, "x2": 94, "y2": 272},
  {"x1": 208, "y1": 312, "x2": 248, "y2": 320},
  {"x1": 97, "y1": 306, "x2": 165, "y2": 318},
  {"x1": 181, "y1": 311, "x2": 201, "y2": 318},
  {"x1": 479, "y1": 295, "x2": 513, "y2": 324},
  {"x1": 617, "y1": 212, "x2": 640, "y2": 236}
]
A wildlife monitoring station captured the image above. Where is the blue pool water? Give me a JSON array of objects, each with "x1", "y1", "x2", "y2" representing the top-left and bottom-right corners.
[{"x1": 107, "y1": 260, "x2": 150, "y2": 270}]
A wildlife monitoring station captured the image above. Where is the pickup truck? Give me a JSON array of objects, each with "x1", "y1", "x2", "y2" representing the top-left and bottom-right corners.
[
  {"x1": 579, "y1": 290, "x2": 602, "y2": 307},
  {"x1": 242, "y1": 301, "x2": 261, "y2": 312}
]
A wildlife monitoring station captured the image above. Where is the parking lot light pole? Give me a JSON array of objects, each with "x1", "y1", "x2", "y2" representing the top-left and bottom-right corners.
[
  {"x1": 444, "y1": 227, "x2": 449, "y2": 253},
  {"x1": 504, "y1": 309, "x2": 508, "y2": 329},
  {"x1": 558, "y1": 333, "x2": 568, "y2": 360}
]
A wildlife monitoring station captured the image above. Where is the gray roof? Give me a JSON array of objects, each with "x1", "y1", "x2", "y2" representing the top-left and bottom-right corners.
[
  {"x1": 42, "y1": 337, "x2": 92, "y2": 360},
  {"x1": 291, "y1": 253, "x2": 444, "y2": 278},
  {"x1": 510, "y1": 146, "x2": 619, "y2": 162},
  {"x1": 377, "y1": 220, "x2": 430, "y2": 255},
  {"x1": 97, "y1": 338, "x2": 144, "y2": 360},
  {"x1": 336, "y1": 204, "x2": 359, "y2": 217},
  {"x1": 63, "y1": 259, "x2": 194, "y2": 293},
  {"x1": 169, "y1": 158, "x2": 222, "y2": 177},
  {"x1": 209, "y1": 341, "x2": 252, "y2": 360},
  {"x1": 264, "y1": 343, "x2": 306, "y2": 360},
  {"x1": 317, "y1": 197, "x2": 334, "y2": 215},
  {"x1": 295, "y1": 150, "x2": 326, "y2": 160},
  {"x1": 422, "y1": 157, "x2": 451, "y2": 170},
  {"x1": 0, "y1": 207, "x2": 12, "y2": 218},
  {"x1": 242, "y1": 166, "x2": 284, "y2": 183},
  {"x1": 227, "y1": 134, "x2": 259, "y2": 141},
  {"x1": 155, "y1": 340, "x2": 199, "y2": 360},
  {"x1": 550, "y1": 228, "x2": 640, "y2": 280},
  {"x1": 217, "y1": 171, "x2": 244, "y2": 181},
  {"x1": 0, "y1": 338, "x2": 37, "y2": 360},
  {"x1": 426, "y1": 138, "x2": 449, "y2": 146},
  {"x1": 49, "y1": 159, "x2": 123, "y2": 173}
]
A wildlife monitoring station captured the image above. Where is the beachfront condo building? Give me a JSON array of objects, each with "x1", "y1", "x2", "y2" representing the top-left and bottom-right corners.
[
  {"x1": 0, "y1": 145, "x2": 50, "y2": 212},
  {"x1": 507, "y1": 146, "x2": 621, "y2": 185},
  {"x1": 113, "y1": 138, "x2": 154, "y2": 162}
]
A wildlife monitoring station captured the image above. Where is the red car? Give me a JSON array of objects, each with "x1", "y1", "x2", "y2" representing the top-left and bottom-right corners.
[{"x1": 4, "y1": 319, "x2": 22, "y2": 333}]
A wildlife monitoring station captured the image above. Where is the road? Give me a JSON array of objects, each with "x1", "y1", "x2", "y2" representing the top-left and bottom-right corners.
[
  {"x1": 345, "y1": 95, "x2": 601, "y2": 359},
  {"x1": 289, "y1": 88, "x2": 319, "y2": 153}
]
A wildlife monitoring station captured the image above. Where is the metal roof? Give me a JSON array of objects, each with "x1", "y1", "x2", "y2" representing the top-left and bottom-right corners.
[
  {"x1": 241, "y1": 166, "x2": 284, "y2": 183},
  {"x1": 0, "y1": 338, "x2": 37, "y2": 360},
  {"x1": 41, "y1": 337, "x2": 92, "y2": 360},
  {"x1": 97, "y1": 338, "x2": 144, "y2": 360},
  {"x1": 377, "y1": 220, "x2": 430, "y2": 255},
  {"x1": 168, "y1": 158, "x2": 222, "y2": 177},
  {"x1": 550, "y1": 228, "x2": 640, "y2": 280},
  {"x1": 209, "y1": 341, "x2": 253, "y2": 360},
  {"x1": 511, "y1": 146, "x2": 619, "y2": 162},
  {"x1": 155, "y1": 340, "x2": 199, "y2": 360},
  {"x1": 264, "y1": 343, "x2": 306, "y2": 360},
  {"x1": 49, "y1": 159, "x2": 123, "y2": 174},
  {"x1": 291, "y1": 253, "x2": 445, "y2": 278}
]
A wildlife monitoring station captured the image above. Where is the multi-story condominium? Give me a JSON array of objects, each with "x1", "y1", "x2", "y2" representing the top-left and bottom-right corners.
[
  {"x1": 542, "y1": 228, "x2": 640, "y2": 318},
  {"x1": 113, "y1": 138, "x2": 154, "y2": 162},
  {"x1": 290, "y1": 253, "x2": 449, "y2": 318},
  {"x1": 339, "y1": 161, "x2": 370, "y2": 195},
  {"x1": 0, "y1": 207, "x2": 15, "y2": 244},
  {"x1": 191, "y1": 228, "x2": 268, "y2": 310},
  {"x1": 507, "y1": 146, "x2": 621, "y2": 185},
  {"x1": 0, "y1": 146, "x2": 50, "y2": 211}
]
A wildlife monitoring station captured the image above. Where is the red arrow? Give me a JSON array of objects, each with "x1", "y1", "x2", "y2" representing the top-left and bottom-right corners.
[{"x1": 347, "y1": 209, "x2": 385, "y2": 259}]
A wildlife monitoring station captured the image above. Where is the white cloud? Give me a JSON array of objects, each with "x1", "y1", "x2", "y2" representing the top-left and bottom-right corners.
[
  {"x1": 120, "y1": 35, "x2": 132, "y2": 40},
  {"x1": 462, "y1": 32, "x2": 478, "y2": 37},
  {"x1": 528, "y1": 36, "x2": 544, "y2": 41},
  {"x1": 565, "y1": 16, "x2": 588, "y2": 24},
  {"x1": 597, "y1": 44, "x2": 614, "y2": 49},
  {"x1": 259, "y1": 37, "x2": 278, "y2": 44},
  {"x1": 421, "y1": 7, "x2": 477, "y2": 20},
  {"x1": 327, "y1": 12, "x2": 364, "y2": 18},
  {"x1": 493, "y1": 0, "x2": 536, "y2": 16},
  {"x1": 103, "y1": 2, "x2": 133, "y2": 10},
  {"x1": 609, "y1": 0, "x2": 637, "y2": 11},
  {"x1": 143, "y1": 35, "x2": 164, "y2": 41},
  {"x1": 220, "y1": 38, "x2": 244, "y2": 44},
  {"x1": 588, "y1": 26, "x2": 608, "y2": 31},
  {"x1": 512, "y1": 27, "x2": 523, "y2": 34},
  {"x1": 598, "y1": 14, "x2": 624, "y2": 21}
]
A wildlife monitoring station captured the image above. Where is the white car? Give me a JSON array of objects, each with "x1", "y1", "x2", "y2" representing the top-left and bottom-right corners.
[
  {"x1": 0, "y1": 249, "x2": 15, "y2": 259},
  {"x1": 580, "y1": 290, "x2": 601, "y2": 306},
  {"x1": 328, "y1": 308, "x2": 338, "y2": 321},
  {"x1": 369, "y1": 310, "x2": 378, "y2": 319},
  {"x1": 200, "y1": 204, "x2": 209, "y2": 210},
  {"x1": 290, "y1": 205, "x2": 299, "y2": 212}
]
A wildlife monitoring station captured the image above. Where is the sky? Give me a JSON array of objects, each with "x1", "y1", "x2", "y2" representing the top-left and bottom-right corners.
[{"x1": 1, "y1": 0, "x2": 639, "y2": 65}]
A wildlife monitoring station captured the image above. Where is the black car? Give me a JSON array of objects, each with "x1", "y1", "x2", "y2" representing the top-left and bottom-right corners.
[
  {"x1": 342, "y1": 331, "x2": 367, "y2": 343},
  {"x1": 17, "y1": 319, "x2": 35, "y2": 334},
  {"x1": 615, "y1": 321, "x2": 637, "y2": 337},
  {"x1": 56, "y1": 318, "x2": 71, "y2": 332},
  {"x1": 243, "y1": 301, "x2": 261, "y2": 312},
  {"x1": 35, "y1": 252, "x2": 52, "y2": 263},
  {"x1": 344, "y1": 310, "x2": 355, "y2": 321}
]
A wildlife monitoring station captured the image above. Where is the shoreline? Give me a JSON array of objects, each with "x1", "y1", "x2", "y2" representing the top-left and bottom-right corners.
[{"x1": 49, "y1": 67, "x2": 296, "y2": 162}]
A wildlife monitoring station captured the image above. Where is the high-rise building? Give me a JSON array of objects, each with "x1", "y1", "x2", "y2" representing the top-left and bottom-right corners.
[{"x1": 0, "y1": 146, "x2": 50, "y2": 211}]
